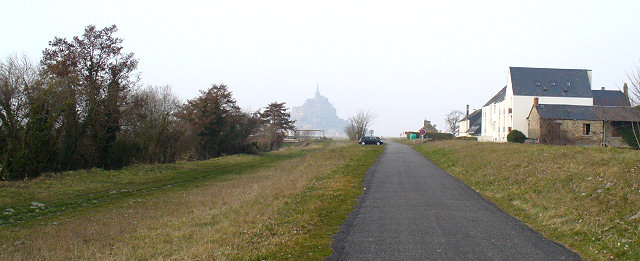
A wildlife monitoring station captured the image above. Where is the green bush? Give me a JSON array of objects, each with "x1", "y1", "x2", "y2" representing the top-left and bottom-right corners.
[
  {"x1": 617, "y1": 107, "x2": 640, "y2": 149},
  {"x1": 613, "y1": 122, "x2": 640, "y2": 149},
  {"x1": 425, "y1": 133, "x2": 454, "y2": 140},
  {"x1": 507, "y1": 130, "x2": 526, "y2": 143}
]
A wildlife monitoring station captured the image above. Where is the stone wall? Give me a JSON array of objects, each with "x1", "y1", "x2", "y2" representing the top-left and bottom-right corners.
[
  {"x1": 527, "y1": 109, "x2": 541, "y2": 139},
  {"x1": 529, "y1": 114, "x2": 633, "y2": 148},
  {"x1": 556, "y1": 119, "x2": 603, "y2": 146},
  {"x1": 605, "y1": 136, "x2": 630, "y2": 148}
]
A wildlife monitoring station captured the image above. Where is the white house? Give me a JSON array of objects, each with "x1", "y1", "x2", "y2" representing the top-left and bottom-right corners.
[{"x1": 479, "y1": 67, "x2": 594, "y2": 142}]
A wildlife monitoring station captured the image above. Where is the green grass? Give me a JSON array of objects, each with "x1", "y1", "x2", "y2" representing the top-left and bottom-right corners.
[
  {"x1": 0, "y1": 141, "x2": 385, "y2": 260},
  {"x1": 406, "y1": 140, "x2": 640, "y2": 261},
  {"x1": 253, "y1": 144, "x2": 383, "y2": 259},
  {"x1": 0, "y1": 148, "x2": 309, "y2": 226}
]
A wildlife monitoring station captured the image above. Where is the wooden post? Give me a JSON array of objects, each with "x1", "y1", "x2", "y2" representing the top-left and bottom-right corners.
[{"x1": 602, "y1": 121, "x2": 606, "y2": 147}]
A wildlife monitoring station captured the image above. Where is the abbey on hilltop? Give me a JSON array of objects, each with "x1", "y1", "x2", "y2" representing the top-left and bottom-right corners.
[{"x1": 291, "y1": 85, "x2": 348, "y2": 137}]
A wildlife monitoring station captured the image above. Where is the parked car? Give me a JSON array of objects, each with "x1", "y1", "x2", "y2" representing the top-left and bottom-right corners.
[{"x1": 359, "y1": 136, "x2": 383, "y2": 145}]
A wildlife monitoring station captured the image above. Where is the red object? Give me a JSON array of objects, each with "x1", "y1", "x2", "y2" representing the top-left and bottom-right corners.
[{"x1": 419, "y1": 129, "x2": 426, "y2": 136}]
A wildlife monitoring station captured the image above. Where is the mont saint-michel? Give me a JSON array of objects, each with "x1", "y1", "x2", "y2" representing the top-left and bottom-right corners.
[{"x1": 291, "y1": 87, "x2": 348, "y2": 137}]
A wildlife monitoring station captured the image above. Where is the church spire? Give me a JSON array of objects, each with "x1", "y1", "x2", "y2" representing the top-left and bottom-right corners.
[{"x1": 315, "y1": 81, "x2": 321, "y2": 98}]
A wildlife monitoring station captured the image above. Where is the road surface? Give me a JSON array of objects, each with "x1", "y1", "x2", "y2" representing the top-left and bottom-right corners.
[{"x1": 329, "y1": 141, "x2": 581, "y2": 260}]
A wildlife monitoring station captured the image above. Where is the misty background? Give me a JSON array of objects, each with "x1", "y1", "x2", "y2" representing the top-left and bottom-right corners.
[{"x1": 2, "y1": 0, "x2": 639, "y2": 136}]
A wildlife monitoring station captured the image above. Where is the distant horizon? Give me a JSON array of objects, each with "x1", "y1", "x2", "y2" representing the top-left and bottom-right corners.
[{"x1": 3, "y1": 1, "x2": 639, "y2": 136}]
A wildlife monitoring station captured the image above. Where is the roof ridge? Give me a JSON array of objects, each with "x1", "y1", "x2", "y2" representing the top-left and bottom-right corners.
[
  {"x1": 509, "y1": 66, "x2": 591, "y2": 71},
  {"x1": 482, "y1": 86, "x2": 507, "y2": 107}
]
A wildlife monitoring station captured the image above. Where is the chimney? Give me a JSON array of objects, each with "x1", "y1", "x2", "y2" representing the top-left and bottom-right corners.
[
  {"x1": 624, "y1": 83, "x2": 629, "y2": 102},
  {"x1": 601, "y1": 87, "x2": 605, "y2": 90},
  {"x1": 533, "y1": 97, "x2": 539, "y2": 106},
  {"x1": 466, "y1": 105, "x2": 469, "y2": 119}
]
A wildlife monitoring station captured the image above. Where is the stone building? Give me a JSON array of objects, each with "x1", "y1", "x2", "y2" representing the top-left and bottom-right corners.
[
  {"x1": 479, "y1": 66, "x2": 635, "y2": 144},
  {"x1": 480, "y1": 67, "x2": 594, "y2": 142},
  {"x1": 527, "y1": 101, "x2": 640, "y2": 147},
  {"x1": 421, "y1": 119, "x2": 439, "y2": 133}
]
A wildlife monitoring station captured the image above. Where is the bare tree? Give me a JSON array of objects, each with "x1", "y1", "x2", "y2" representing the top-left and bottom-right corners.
[
  {"x1": 0, "y1": 55, "x2": 32, "y2": 132},
  {"x1": 628, "y1": 66, "x2": 640, "y2": 106},
  {"x1": 444, "y1": 110, "x2": 464, "y2": 135},
  {"x1": 631, "y1": 121, "x2": 640, "y2": 149},
  {"x1": 624, "y1": 63, "x2": 640, "y2": 148},
  {"x1": 0, "y1": 55, "x2": 38, "y2": 179},
  {"x1": 344, "y1": 123, "x2": 357, "y2": 141},
  {"x1": 123, "y1": 85, "x2": 187, "y2": 163},
  {"x1": 344, "y1": 110, "x2": 376, "y2": 141}
]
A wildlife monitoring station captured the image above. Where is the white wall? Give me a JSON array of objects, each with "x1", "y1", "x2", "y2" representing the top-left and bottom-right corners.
[
  {"x1": 458, "y1": 119, "x2": 470, "y2": 137},
  {"x1": 479, "y1": 77, "x2": 514, "y2": 142},
  {"x1": 481, "y1": 107, "x2": 488, "y2": 138},
  {"x1": 481, "y1": 94, "x2": 593, "y2": 141},
  {"x1": 481, "y1": 105, "x2": 491, "y2": 139},
  {"x1": 481, "y1": 99, "x2": 511, "y2": 142},
  {"x1": 477, "y1": 136, "x2": 493, "y2": 142},
  {"x1": 481, "y1": 68, "x2": 595, "y2": 142}
]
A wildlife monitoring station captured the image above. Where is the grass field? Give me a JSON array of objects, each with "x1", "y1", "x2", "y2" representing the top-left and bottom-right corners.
[
  {"x1": 405, "y1": 140, "x2": 640, "y2": 260},
  {"x1": 0, "y1": 141, "x2": 384, "y2": 260}
]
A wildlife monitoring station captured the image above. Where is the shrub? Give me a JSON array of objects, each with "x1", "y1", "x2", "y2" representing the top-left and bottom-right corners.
[
  {"x1": 507, "y1": 130, "x2": 526, "y2": 143},
  {"x1": 425, "y1": 133, "x2": 454, "y2": 140},
  {"x1": 613, "y1": 122, "x2": 640, "y2": 149}
]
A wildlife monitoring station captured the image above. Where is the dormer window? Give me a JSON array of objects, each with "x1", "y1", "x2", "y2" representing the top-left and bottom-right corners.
[
  {"x1": 535, "y1": 81, "x2": 541, "y2": 86},
  {"x1": 550, "y1": 81, "x2": 556, "y2": 86},
  {"x1": 565, "y1": 81, "x2": 571, "y2": 86}
]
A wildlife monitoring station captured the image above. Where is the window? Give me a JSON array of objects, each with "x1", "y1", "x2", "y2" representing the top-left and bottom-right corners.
[
  {"x1": 508, "y1": 127, "x2": 512, "y2": 132},
  {"x1": 535, "y1": 81, "x2": 541, "y2": 86},
  {"x1": 551, "y1": 81, "x2": 556, "y2": 86},
  {"x1": 508, "y1": 108, "x2": 512, "y2": 113},
  {"x1": 583, "y1": 123, "x2": 591, "y2": 135},
  {"x1": 565, "y1": 81, "x2": 571, "y2": 86}
]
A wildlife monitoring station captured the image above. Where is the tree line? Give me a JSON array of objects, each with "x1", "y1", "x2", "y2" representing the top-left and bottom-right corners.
[{"x1": 0, "y1": 25, "x2": 295, "y2": 180}]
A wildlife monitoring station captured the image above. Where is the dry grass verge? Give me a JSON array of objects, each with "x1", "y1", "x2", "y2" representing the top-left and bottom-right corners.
[
  {"x1": 408, "y1": 140, "x2": 640, "y2": 260},
  {"x1": 0, "y1": 141, "x2": 383, "y2": 260}
]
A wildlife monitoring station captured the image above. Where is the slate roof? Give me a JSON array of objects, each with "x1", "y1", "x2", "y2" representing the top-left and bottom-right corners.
[
  {"x1": 534, "y1": 104, "x2": 640, "y2": 122},
  {"x1": 592, "y1": 90, "x2": 630, "y2": 106},
  {"x1": 510, "y1": 67, "x2": 592, "y2": 98},
  {"x1": 466, "y1": 125, "x2": 481, "y2": 135},
  {"x1": 461, "y1": 108, "x2": 481, "y2": 122},
  {"x1": 463, "y1": 109, "x2": 482, "y2": 135},
  {"x1": 483, "y1": 86, "x2": 507, "y2": 107}
]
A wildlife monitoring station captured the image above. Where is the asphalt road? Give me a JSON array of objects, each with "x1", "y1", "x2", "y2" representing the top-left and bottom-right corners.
[{"x1": 328, "y1": 141, "x2": 582, "y2": 260}]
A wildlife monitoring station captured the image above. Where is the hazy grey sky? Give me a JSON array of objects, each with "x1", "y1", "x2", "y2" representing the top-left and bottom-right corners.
[{"x1": 3, "y1": 0, "x2": 640, "y2": 136}]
